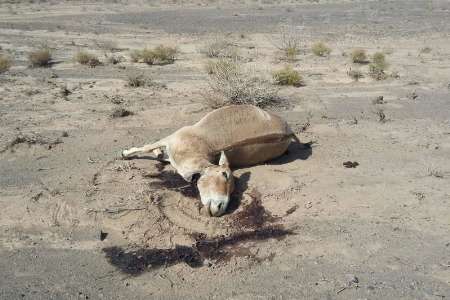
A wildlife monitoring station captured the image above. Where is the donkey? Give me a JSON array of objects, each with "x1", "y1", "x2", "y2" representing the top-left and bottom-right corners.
[{"x1": 122, "y1": 105, "x2": 299, "y2": 216}]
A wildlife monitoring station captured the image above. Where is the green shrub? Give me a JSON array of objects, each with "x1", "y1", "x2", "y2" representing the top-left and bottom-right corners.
[
  {"x1": 273, "y1": 65, "x2": 304, "y2": 87},
  {"x1": 311, "y1": 42, "x2": 331, "y2": 57},
  {"x1": 28, "y1": 48, "x2": 52, "y2": 67},
  {"x1": 372, "y1": 52, "x2": 388, "y2": 69}
]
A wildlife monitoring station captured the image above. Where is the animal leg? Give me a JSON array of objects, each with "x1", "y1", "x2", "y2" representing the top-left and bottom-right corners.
[{"x1": 121, "y1": 140, "x2": 167, "y2": 159}]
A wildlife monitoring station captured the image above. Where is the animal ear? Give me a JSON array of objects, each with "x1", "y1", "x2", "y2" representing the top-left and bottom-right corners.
[{"x1": 219, "y1": 151, "x2": 229, "y2": 166}]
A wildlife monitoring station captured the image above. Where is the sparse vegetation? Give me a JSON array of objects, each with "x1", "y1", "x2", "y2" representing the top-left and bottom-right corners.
[
  {"x1": 272, "y1": 65, "x2": 304, "y2": 87},
  {"x1": 111, "y1": 108, "x2": 134, "y2": 118},
  {"x1": 276, "y1": 25, "x2": 301, "y2": 61},
  {"x1": 106, "y1": 54, "x2": 123, "y2": 65},
  {"x1": 201, "y1": 36, "x2": 236, "y2": 58},
  {"x1": 129, "y1": 45, "x2": 177, "y2": 65},
  {"x1": 347, "y1": 69, "x2": 364, "y2": 81},
  {"x1": 372, "y1": 52, "x2": 388, "y2": 69},
  {"x1": 351, "y1": 49, "x2": 368, "y2": 63},
  {"x1": 0, "y1": 54, "x2": 12, "y2": 73},
  {"x1": 74, "y1": 51, "x2": 101, "y2": 67},
  {"x1": 151, "y1": 45, "x2": 177, "y2": 64},
  {"x1": 28, "y1": 48, "x2": 52, "y2": 67},
  {"x1": 368, "y1": 52, "x2": 389, "y2": 80},
  {"x1": 428, "y1": 167, "x2": 444, "y2": 178},
  {"x1": 204, "y1": 59, "x2": 238, "y2": 75},
  {"x1": 130, "y1": 49, "x2": 142, "y2": 62},
  {"x1": 126, "y1": 73, "x2": 165, "y2": 89},
  {"x1": 311, "y1": 42, "x2": 331, "y2": 57},
  {"x1": 205, "y1": 58, "x2": 280, "y2": 108},
  {"x1": 375, "y1": 108, "x2": 387, "y2": 123},
  {"x1": 127, "y1": 74, "x2": 148, "y2": 87}
]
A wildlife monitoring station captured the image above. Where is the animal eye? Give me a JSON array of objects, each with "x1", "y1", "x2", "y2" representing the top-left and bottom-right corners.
[{"x1": 222, "y1": 171, "x2": 228, "y2": 180}]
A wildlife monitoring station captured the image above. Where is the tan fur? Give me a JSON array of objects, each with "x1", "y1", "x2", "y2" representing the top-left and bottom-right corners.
[{"x1": 122, "y1": 105, "x2": 298, "y2": 216}]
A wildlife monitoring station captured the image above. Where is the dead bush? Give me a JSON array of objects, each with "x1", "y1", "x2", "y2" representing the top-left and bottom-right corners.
[
  {"x1": 0, "y1": 54, "x2": 12, "y2": 73},
  {"x1": 206, "y1": 58, "x2": 280, "y2": 108},
  {"x1": 351, "y1": 49, "x2": 368, "y2": 63},
  {"x1": 272, "y1": 65, "x2": 304, "y2": 87},
  {"x1": 28, "y1": 48, "x2": 52, "y2": 67},
  {"x1": 311, "y1": 42, "x2": 331, "y2": 57}
]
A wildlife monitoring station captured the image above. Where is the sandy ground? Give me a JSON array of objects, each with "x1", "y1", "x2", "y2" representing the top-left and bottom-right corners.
[{"x1": 1, "y1": 0, "x2": 449, "y2": 299}]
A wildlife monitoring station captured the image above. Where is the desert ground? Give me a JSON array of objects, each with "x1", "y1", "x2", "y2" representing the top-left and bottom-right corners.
[{"x1": 1, "y1": 0, "x2": 450, "y2": 299}]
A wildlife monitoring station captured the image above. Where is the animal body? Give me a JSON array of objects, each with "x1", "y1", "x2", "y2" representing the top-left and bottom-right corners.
[{"x1": 122, "y1": 105, "x2": 299, "y2": 216}]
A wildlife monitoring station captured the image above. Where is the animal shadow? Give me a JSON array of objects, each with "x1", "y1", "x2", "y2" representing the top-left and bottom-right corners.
[
  {"x1": 226, "y1": 171, "x2": 251, "y2": 215},
  {"x1": 268, "y1": 140, "x2": 313, "y2": 165}
]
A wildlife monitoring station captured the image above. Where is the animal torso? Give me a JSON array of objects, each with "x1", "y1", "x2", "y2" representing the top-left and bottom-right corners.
[{"x1": 166, "y1": 105, "x2": 293, "y2": 175}]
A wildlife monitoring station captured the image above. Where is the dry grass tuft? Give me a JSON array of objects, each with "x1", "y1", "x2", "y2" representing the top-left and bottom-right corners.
[
  {"x1": 351, "y1": 49, "x2": 368, "y2": 63},
  {"x1": 28, "y1": 48, "x2": 52, "y2": 67},
  {"x1": 311, "y1": 42, "x2": 331, "y2": 57},
  {"x1": 205, "y1": 58, "x2": 280, "y2": 108},
  {"x1": 0, "y1": 54, "x2": 12, "y2": 73},
  {"x1": 74, "y1": 51, "x2": 102, "y2": 67},
  {"x1": 273, "y1": 65, "x2": 304, "y2": 87}
]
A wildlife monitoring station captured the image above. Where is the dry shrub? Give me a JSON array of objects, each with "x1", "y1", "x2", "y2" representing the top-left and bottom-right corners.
[
  {"x1": 273, "y1": 65, "x2": 304, "y2": 87},
  {"x1": 74, "y1": 51, "x2": 101, "y2": 67},
  {"x1": 129, "y1": 45, "x2": 177, "y2": 65},
  {"x1": 152, "y1": 45, "x2": 177, "y2": 64},
  {"x1": 28, "y1": 48, "x2": 52, "y2": 67},
  {"x1": 369, "y1": 52, "x2": 389, "y2": 80},
  {"x1": 311, "y1": 42, "x2": 331, "y2": 57},
  {"x1": 204, "y1": 59, "x2": 237, "y2": 75},
  {"x1": 351, "y1": 49, "x2": 368, "y2": 63},
  {"x1": 0, "y1": 54, "x2": 12, "y2": 73},
  {"x1": 205, "y1": 58, "x2": 280, "y2": 108},
  {"x1": 372, "y1": 52, "x2": 388, "y2": 69}
]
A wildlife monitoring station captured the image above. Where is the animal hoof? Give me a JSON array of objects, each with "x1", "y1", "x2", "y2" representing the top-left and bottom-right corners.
[{"x1": 121, "y1": 150, "x2": 129, "y2": 160}]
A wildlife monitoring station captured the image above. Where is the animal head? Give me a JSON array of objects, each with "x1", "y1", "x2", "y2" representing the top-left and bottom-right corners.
[{"x1": 197, "y1": 151, "x2": 234, "y2": 217}]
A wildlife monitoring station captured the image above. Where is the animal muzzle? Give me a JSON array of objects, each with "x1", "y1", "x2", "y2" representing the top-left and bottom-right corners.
[{"x1": 206, "y1": 196, "x2": 229, "y2": 217}]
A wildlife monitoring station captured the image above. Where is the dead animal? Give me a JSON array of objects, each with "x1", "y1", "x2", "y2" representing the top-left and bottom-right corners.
[{"x1": 122, "y1": 105, "x2": 300, "y2": 217}]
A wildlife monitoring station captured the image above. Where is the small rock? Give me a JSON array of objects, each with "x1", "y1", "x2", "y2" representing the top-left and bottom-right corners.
[
  {"x1": 343, "y1": 161, "x2": 359, "y2": 168},
  {"x1": 99, "y1": 231, "x2": 108, "y2": 241}
]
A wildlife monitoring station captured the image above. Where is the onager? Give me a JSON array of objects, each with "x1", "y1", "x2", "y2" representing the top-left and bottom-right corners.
[{"x1": 122, "y1": 105, "x2": 299, "y2": 217}]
